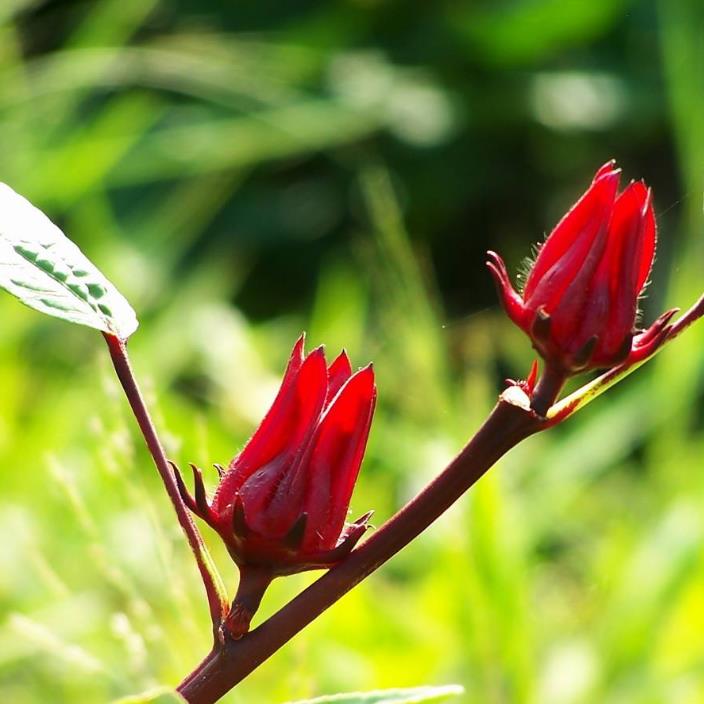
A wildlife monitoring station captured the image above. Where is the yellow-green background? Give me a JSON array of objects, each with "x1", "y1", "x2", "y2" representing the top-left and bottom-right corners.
[{"x1": 1, "y1": 1, "x2": 703, "y2": 702}]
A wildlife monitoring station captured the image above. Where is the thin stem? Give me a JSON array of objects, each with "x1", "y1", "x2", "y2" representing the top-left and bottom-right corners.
[
  {"x1": 178, "y1": 391, "x2": 547, "y2": 703},
  {"x1": 223, "y1": 567, "x2": 274, "y2": 640},
  {"x1": 103, "y1": 333, "x2": 228, "y2": 638},
  {"x1": 530, "y1": 364, "x2": 566, "y2": 416}
]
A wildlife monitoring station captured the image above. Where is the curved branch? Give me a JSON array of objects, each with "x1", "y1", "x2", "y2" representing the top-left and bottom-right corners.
[{"x1": 178, "y1": 389, "x2": 548, "y2": 703}]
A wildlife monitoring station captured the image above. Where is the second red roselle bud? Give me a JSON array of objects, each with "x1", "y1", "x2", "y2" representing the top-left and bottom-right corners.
[
  {"x1": 174, "y1": 335, "x2": 376, "y2": 638},
  {"x1": 487, "y1": 161, "x2": 670, "y2": 379}
]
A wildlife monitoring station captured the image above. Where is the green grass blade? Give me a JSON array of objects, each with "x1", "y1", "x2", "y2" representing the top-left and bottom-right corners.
[{"x1": 286, "y1": 685, "x2": 464, "y2": 704}]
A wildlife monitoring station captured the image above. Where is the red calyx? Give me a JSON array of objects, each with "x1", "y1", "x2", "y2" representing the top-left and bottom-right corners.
[
  {"x1": 174, "y1": 335, "x2": 376, "y2": 576},
  {"x1": 487, "y1": 161, "x2": 661, "y2": 376}
]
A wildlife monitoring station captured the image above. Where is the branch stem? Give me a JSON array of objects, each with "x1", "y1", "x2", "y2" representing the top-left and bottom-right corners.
[
  {"x1": 223, "y1": 567, "x2": 274, "y2": 640},
  {"x1": 530, "y1": 364, "x2": 566, "y2": 416},
  {"x1": 103, "y1": 333, "x2": 228, "y2": 637},
  {"x1": 178, "y1": 392, "x2": 546, "y2": 703}
]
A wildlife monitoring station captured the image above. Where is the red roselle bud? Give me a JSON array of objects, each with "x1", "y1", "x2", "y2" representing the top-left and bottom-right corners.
[
  {"x1": 173, "y1": 335, "x2": 376, "y2": 638},
  {"x1": 487, "y1": 161, "x2": 672, "y2": 381}
]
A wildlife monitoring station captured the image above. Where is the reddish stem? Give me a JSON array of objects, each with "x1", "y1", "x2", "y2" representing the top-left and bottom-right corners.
[
  {"x1": 530, "y1": 364, "x2": 566, "y2": 416},
  {"x1": 178, "y1": 393, "x2": 549, "y2": 703},
  {"x1": 103, "y1": 333, "x2": 227, "y2": 637},
  {"x1": 223, "y1": 567, "x2": 274, "y2": 641}
]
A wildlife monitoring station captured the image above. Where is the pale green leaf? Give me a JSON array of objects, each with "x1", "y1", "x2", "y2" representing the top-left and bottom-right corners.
[
  {"x1": 285, "y1": 685, "x2": 464, "y2": 704},
  {"x1": 110, "y1": 687, "x2": 186, "y2": 704},
  {"x1": 0, "y1": 182, "x2": 138, "y2": 339}
]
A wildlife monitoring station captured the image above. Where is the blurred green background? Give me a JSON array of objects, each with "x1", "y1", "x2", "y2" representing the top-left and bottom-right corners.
[{"x1": 1, "y1": 0, "x2": 704, "y2": 702}]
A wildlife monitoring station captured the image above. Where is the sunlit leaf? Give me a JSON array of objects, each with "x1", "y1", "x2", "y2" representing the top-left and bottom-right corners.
[
  {"x1": 285, "y1": 685, "x2": 464, "y2": 704},
  {"x1": 0, "y1": 182, "x2": 138, "y2": 339}
]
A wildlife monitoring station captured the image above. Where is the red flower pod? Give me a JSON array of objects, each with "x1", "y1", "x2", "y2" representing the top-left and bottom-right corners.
[
  {"x1": 487, "y1": 161, "x2": 664, "y2": 375},
  {"x1": 174, "y1": 335, "x2": 376, "y2": 637}
]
